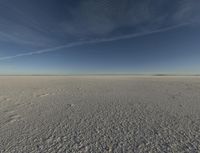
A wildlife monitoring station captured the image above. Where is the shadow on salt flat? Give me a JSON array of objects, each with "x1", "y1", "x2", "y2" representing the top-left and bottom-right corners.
[
  {"x1": 0, "y1": 96, "x2": 11, "y2": 102},
  {"x1": 35, "y1": 93, "x2": 50, "y2": 98},
  {"x1": 2, "y1": 110, "x2": 22, "y2": 126}
]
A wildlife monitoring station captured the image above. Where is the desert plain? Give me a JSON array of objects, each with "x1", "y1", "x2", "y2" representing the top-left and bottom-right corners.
[{"x1": 0, "y1": 76, "x2": 200, "y2": 152}]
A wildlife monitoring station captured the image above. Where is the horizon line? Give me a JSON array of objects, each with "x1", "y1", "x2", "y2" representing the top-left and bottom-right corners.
[{"x1": 0, "y1": 74, "x2": 200, "y2": 77}]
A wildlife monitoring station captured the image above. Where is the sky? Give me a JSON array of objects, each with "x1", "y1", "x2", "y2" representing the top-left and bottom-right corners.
[{"x1": 0, "y1": 0, "x2": 200, "y2": 75}]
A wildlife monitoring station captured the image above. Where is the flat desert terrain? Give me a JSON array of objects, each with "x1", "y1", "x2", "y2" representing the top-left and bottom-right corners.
[{"x1": 0, "y1": 76, "x2": 200, "y2": 153}]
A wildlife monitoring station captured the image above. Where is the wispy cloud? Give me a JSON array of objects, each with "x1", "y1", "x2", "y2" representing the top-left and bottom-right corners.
[
  {"x1": 0, "y1": 0, "x2": 199, "y2": 60},
  {"x1": 0, "y1": 1, "x2": 58, "y2": 47},
  {"x1": 60, "y1": 0, "x2": 200, "y2": 37},
  {"x1": 0, "y1": 23, "x2": 188, "y2": 61}
]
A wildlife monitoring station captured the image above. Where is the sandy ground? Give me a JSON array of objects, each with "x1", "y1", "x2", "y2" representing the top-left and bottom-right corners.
[{"x1": 0, "y1": 76, "x2": 200, "y2": 153}]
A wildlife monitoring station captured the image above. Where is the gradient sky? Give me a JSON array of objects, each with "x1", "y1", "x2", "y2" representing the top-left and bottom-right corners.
[{"x1": 0, "y1": 0, "x2": 200, "y2": 75}]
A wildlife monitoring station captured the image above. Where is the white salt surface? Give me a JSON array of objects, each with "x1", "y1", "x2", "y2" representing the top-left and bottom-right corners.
[{"x1": 0, "y1": 76, "x2": 200, "y2": 152}]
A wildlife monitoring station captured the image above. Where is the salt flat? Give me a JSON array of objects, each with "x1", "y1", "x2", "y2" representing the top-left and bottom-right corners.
[{"x1": 0, "y1": 76, "x2": 200, "y2": 153}]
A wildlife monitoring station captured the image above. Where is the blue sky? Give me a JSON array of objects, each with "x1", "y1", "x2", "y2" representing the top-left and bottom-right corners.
[{"x1": 0, "y1": 0, "x2": 200, "y2": 75}]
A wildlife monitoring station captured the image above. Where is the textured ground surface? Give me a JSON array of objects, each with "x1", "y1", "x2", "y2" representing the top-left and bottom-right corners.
[{"x1": 0, "y1": 76, "x2": 200, "y2": 153}]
